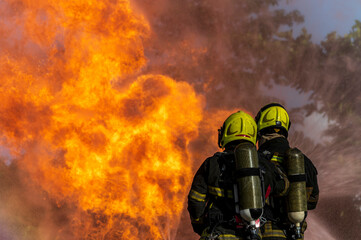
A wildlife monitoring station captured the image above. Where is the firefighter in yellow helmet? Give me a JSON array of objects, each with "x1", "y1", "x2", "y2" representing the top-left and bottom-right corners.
[
  {"x1": 255, "y1": 103, "x2": 319, "y2": 240},
  {"x1": 187, "y1": 111, "x2": 290, "y2": 240}
]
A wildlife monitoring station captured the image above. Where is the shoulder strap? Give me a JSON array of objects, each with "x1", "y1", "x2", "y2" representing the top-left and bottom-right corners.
[{"x1": 214, "y1": 152, "x2": 233, "y2": 177}]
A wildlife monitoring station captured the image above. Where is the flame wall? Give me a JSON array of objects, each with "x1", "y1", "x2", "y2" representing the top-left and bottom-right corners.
[{"x1": 0, "y1": 0, "x2": 204, "y2": 239}]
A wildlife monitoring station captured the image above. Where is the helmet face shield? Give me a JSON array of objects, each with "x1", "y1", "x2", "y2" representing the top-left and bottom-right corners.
[{"x1": 218, "y1": 111, "x2": 257, "y2": 148}]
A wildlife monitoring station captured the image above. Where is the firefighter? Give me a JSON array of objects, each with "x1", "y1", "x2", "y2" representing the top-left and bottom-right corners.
[
  {"x1": 254, "y1": 103, "x2": 319, "y2": 240},
  {"x1": 187, "y1": 111, "x2": 290, "y2": 240}
]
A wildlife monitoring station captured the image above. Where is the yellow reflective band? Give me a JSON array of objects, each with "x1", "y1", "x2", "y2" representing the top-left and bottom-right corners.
[
  {"x1": 191, "y1": 189, "x2": 206, "y2": 198},
  {"x1": 221, "y1": 233, "x2": 261, "y2": 239},
  {"x1": 190, "y1": 195, "x2": 205, "y2": 202},
  {"x1": 262, "y1": 233, "x2": 287, "y2": 238},
  {"x1": 208, "y1": 186, "x2": 234, "y2": 199},
  {"x1": 208, "y1": 186, "x2": 225, "y2": 197},
  {"x1": 189, "y1": 189, "x2": 207, "y2": 202},
  {"x1": 264, "y1": 222, "x2": 272, "y2": 231},
  {"x1": 218, "y1": 234, "x2": 242, "y2": 240},
  {"x1": 201, "y1": 229, "x2": 261, "y2": 240},
  {"x1": 271, "y1": 155, "x2": 284, "y2": 163},
  {"x1": 201, "y1": 234, "x2": 243, "y2": 240},
  {"x1": 263, "y1": 222, "x2": 286, "y2": 238}
]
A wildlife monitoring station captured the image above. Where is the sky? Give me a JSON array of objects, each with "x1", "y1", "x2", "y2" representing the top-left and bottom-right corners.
[
  {"x1": 262, "y1": 0, "x2": 361, "y2": 144},
  {"x1": 279, "y1": 0, "x2": 361, "y2": 42}
]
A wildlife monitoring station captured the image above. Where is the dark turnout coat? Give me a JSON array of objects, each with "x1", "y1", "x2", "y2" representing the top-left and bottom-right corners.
[
  {"x1": 258, "y1": 137, "x2": 319, "y2": 210},
  {"x1": 187, "y1": 149, "x2": 290, "y2": 240},
  {"x1": 258, "y1": 137, "x2": 319, "y2": 239}
]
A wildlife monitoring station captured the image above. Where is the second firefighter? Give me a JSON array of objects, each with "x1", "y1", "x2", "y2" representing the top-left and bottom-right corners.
[{"x1": 187, "y1": 111, "x2": 290, "y2": 240}]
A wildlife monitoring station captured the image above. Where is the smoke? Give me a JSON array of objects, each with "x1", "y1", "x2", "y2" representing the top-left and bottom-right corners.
[{"x1": 1, "y1": 0, "x2": 360, "y2": 239}]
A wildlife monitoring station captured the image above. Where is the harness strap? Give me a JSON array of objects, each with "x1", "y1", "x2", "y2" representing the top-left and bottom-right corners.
[
  {"x1": 235, "y1": 168, "x2": 261, "y2": 178},
  {"x1": 288, "y1": 174, "x2": 306, "y2": 182}
]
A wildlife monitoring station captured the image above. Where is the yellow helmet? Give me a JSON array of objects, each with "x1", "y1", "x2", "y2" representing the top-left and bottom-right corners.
[
  {"x1": 218, "y1": 111, "x2": 257, "y2": 148},
  {"x1": 255, "y1": 103, "x2": 291, "y2": 135}
]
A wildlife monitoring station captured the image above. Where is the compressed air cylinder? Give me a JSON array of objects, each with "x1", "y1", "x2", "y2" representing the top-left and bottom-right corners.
[
  {"x1": 285, "y1": 148, "x2": 307, "y2": 224},
  {"x1": 234, "y1": 142, "x2": 263, "y2": 222}
]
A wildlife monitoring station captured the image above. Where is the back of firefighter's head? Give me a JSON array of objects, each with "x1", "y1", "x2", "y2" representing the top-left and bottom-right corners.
[
  {"x1": 255, "y1": 103, "x2": 291, "y2": 138},
  {"x1": 218, "y1": 111, "x2": 257, "y2": 149}
]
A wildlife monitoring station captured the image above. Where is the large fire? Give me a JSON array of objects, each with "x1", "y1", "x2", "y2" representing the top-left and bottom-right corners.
[{"x1": 0, "y1": 0, "x2": 203, "y2": 239}]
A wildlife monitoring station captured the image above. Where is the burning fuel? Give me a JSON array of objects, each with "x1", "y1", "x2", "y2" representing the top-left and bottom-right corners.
[{"x1": 0, "y1": 0, "x2": 203, "y2": 239}]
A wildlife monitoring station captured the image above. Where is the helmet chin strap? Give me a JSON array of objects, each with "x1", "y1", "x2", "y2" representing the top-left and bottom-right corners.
[{"x1": 218, "y1": 127, "x2": 223, "y2": 148}]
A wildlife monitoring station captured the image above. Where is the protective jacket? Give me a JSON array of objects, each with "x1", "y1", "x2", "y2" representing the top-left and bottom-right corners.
[
  {"x1": 258, "y1": 137, "x2": 319, "y2": 239},
  {"x1": 187, "y1": 150, "x2": 290, "y2": 240}
]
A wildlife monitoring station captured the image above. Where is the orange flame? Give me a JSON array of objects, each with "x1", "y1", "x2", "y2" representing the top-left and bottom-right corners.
[{"x1": 0, "y1": 0, "x2": 203, "y2": 239}]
